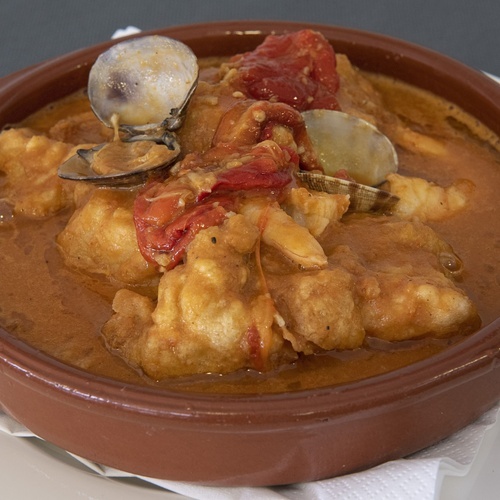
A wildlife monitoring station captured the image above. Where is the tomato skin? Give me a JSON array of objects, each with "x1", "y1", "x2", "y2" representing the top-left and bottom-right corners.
[
  {"x1": 232, "y1": 29, "x2": 340, "y2": 111},
  {"x1": 136, "y1": 201, "x2": 230, "y2": 269},
  {"x1": 210, "y1": 156, "x2": 293, "y2": 194},
  {"x1": 212, "y1": 100, "x2": 320, "y2": 171},
  {"x1": 133, "y1": 30, "x2": 338, "y2": 269},
  {"x1": 134, "y1": 143, "x2": 297, "y2": 270}
]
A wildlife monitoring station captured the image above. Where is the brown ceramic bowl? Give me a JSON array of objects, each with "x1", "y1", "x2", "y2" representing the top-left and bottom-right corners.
[{"x1": 0, "y1": 21, "x2": 499, "y2": 487}]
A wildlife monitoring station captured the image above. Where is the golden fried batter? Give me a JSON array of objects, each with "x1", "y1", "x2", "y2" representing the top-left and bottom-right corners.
[
  {"x1": 102, "y1": 206, "x2": 479, "y2": 378},
  {"x1": 57, "y1": 189, "x2": 159, "y2": 285},
  {"x1": 324, "y1": 215, "x2": 480, "y2": 340},
  {"x1": 386, "y1": 173, "x2": 475, "y2": 222},
  {"x1": 103, "y1": 215, "x2": 296, "y2": 378},
  {"x1": 0, "y1": 128, "x2": 75, "y2": 217},
  {"x1": 269, "y1": 268, "x2": 365, "y2": 354}
]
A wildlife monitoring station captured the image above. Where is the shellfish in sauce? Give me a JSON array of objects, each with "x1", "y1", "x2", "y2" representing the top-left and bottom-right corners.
[
  {"x1": 295, "y1": 171, "x2": 399, "y2": 213},
  {"x1": 302, "y1": 109, "x2": 399, "y2": 186},
  {"x1": 58, "y1": 35, "x2": 198, "y2": 186},
  {"x1": 58, "y1": 35, "x2": 401, "y2": 213},
  {"x1": 296, "y1": 109, "x2": 400, "y2": 213},
  {"x1": 295, "y1": 109, "x2": 400, "y2": 213},
  {"x1": 1, "y1": 29, "x2": 498, "y2": 391}
]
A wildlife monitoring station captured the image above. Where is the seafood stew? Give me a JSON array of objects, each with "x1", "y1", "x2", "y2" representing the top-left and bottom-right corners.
[{"x1": 0, "y1": 30, "x2": 499, "y2": 393}]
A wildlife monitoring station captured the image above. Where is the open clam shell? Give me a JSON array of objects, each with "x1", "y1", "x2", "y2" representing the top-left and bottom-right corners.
[
  {"x1": 58, "y1": 134, "x2": 181, "y2": 187},
  {"x1": 58, "y1": 35, "x2": 199, "y2": 186},
  {"x1": 296, "y1": 171, "x2": 399, "y2": 213},
  {"x1": 302, "y1": 109, "x2": 398, "y2": 186},
  {"x1": 88, "y1": 35, "x2": 199, "y2": 132}
]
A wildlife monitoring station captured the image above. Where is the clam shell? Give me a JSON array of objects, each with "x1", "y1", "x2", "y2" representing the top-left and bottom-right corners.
[
  {"x1": 58, "y1": 135, "x2": 181, "y2": 188},
  {"x1": 296, "y1": 171, "x2": 399, "y2": 213},
  {"x1": 302, "y1": 109, "x2": 398, "y2": 186},
  {"x1": 58, "y1": 35, "x2": 197, "y2": 187},
  {"x1": 88, "y1": 35, "x2": 199, "y2": 131}
]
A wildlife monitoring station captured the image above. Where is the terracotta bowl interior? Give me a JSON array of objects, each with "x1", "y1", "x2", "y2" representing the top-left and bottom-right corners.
[{"x1": 0, "y1": 21, "x2": 499, "y2": 487}]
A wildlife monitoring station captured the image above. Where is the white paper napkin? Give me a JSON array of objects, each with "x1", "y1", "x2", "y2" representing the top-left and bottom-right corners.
[
  {"x1": 1, "y1": 402, "x2": 499, "y2": 499},
  {"x1": 111, "y1": 26, "x2": 142, "y2": 39}
]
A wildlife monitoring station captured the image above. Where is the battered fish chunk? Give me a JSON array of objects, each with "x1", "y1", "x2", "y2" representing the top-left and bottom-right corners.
[
  {"x1": 284, "y1": 187, "x2": 350, "y2": 237},
  {"x1": 386, "y1": 173, "x2": 475, "y2": 221},
  {"x1": 57, "y1": 189, "x2": 159, "y2": 285},
  {"x1": 360, "y1": 271, "x2": 479, "y2": 340},
  {"x1": 0, "y1": 128, "x2": 76, "y2": 217},
  {"x1": 103, "y1": 215, "x2": 295, "y2": 378},
  {"x1": 268, "y1": 268, "x2": 365, "y2": 354},
  {"x1": 267, "y1": 215, "x2": 478, "y2": 354},
  {"x1": 325, "y1": 215, "x2": 480, "y2": 341}
]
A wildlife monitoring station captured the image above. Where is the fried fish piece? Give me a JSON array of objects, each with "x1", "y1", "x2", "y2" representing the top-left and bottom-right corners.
[
  {"x1": 102, "y1": 215, "x2": 296, "y2": 378},
  {"x1": 57, "y1": 188, "x2": 159, "y2": 285},
  {"x1": 325, "y1": 215, "x2": 480, "y2": 341},
  {"x1": 0, "y1": 128, "x2": 75, "y2": 217},
  {"x1": 386, "y1": 173, "x2": 475, "y2": 222},
  {"x1": 268, "y1": 267, "x2": 365, "y2": 354},
  {"x1": 267, "y1": 215, "x2": 478, "y2": 354}
]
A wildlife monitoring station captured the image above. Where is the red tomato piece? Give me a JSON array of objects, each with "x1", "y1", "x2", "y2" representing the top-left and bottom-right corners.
[
  {"x1": 232, "y1": 29, "x2": 340, "y2": 111},
  {"x1": 134, "y1": 143, "x2": 297, "y2": 270}
]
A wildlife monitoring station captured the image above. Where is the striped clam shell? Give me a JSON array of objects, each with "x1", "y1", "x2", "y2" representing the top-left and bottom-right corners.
[
  {"x1": 302, "y1": 109, "x2": 398, "y2": 186},
  {"x1": 296, "y1": 171, "x2": 400, "y2": 213}
]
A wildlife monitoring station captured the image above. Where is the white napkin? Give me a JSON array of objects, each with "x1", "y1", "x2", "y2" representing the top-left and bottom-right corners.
[
  {"x1": 111, "y1": 26, "x2": 142, "y2": 39},
  {"x1": 1, "y1": 402, "x2": 499, "y2": 499}
]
